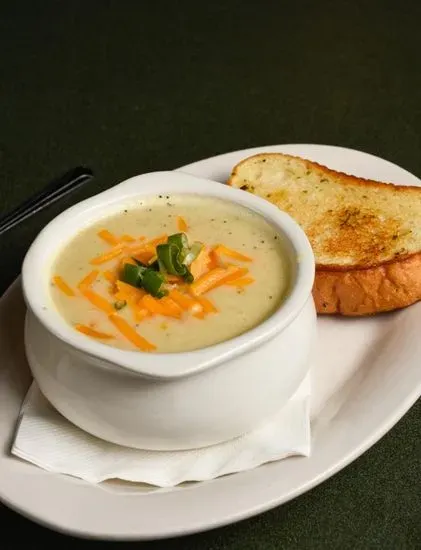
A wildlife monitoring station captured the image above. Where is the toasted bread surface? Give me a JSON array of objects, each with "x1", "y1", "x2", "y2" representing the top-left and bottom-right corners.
[
  {"x1": 228, "y1": 153, "x2": 421, "y2": 270},
  {"x1": 227, "y1": 153, "x2": 421, "y2": 315}
]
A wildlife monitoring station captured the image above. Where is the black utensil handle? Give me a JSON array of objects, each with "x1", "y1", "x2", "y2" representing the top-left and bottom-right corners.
[{"x1": 0, "y1": 166, "x2": 94, "y2": 236}]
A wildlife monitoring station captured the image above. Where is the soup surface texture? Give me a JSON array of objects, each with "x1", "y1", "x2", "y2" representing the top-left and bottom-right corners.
[{"x1": 50, "y1": 195, "x2": 290, "y2": 353}]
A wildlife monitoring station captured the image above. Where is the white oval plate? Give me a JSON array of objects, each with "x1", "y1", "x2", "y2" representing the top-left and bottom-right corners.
[{"x1": 1, "y1": 144, "x2": 420, "y2": 540}]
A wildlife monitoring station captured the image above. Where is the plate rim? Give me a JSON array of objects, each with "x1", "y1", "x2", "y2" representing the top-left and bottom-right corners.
[
  {"x1": 1, "y1": 143, "x2": 420, "y2": 540},
  {"x1": 177, "y1": 142, "x2": 420, "y2": 184}
]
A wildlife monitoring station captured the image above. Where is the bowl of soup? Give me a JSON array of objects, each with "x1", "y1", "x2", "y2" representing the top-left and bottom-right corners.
[{"x1": 22, "y1": 171, "x2": 316, "y2": 450}]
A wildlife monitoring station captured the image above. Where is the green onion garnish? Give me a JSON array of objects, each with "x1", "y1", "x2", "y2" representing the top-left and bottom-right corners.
[
  {"x1": 157, "y1": 243, "x2": 185, "y2": 276},
  {"x1": 141, "y1": 269, "x2": 167, "y2": 298},
  {"x1": 121, "y1": 232, "x2": 201, "y2": 298},
  {"x1": 121, "y1": 263, "x2": 144, "y2": 287},
  {"x1": 148, "y1": 259, "x2": 160, "y2": 271},
  {"x1": 182, "y1": 241, "x2": 202, "y2": 266},
  {"x1": 158, "y1": 233, "x2": 202, "y2": 281},
  {"x1": 184, "y1": 268, "x2": 194, "y2": 283},
  {"x1": 156, "y1": 243, "x2": 195, "y2": 284},
  {"x1": 168, "y1": 233, "x2": 189, "y2": 251},
  {"x1": 121, "y1": 262, "x2": 167, "y2": 298}
]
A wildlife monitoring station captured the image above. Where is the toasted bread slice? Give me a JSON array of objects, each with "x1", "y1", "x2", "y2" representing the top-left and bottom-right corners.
[{"x1": 227, "y1": 153, "x2": 421, "y2": 315}]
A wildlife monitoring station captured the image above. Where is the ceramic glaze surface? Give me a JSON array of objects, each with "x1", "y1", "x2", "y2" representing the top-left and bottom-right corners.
[{"x1": 22, "y1": 170, "x2": 315, "y2": 451}]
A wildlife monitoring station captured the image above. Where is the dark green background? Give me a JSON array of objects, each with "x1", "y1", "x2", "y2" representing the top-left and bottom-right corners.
[{"x1": 1, "y1": 1, "x2": 420, "y2": 548}]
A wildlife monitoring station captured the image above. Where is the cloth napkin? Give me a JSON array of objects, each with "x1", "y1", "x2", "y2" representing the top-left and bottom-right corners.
[{"x1": 11, "y1": 377, "x2": 310, "y2": 488}]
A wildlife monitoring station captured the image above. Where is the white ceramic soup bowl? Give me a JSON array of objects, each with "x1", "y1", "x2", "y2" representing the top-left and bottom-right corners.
[{"x1": 22, "y1": 171, "x2": 316, "y2": 451}]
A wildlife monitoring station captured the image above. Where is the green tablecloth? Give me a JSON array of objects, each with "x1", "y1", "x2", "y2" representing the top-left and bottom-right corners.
[{"x1": 1, "y1": 1, "x2": 420, "y2": 547}]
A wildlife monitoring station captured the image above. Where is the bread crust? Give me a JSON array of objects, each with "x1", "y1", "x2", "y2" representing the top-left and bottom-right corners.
[
  {"x1": 228, "y1": 152, "x2": 421, "y2": 315},
  {"x1": 228, "y1": 152, "x2": 421, "y2": 194},
  {"x1": 314, "y1": 252, "x2": 421, "y2": 315}
]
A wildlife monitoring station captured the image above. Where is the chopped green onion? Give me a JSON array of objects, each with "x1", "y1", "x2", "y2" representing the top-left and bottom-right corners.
[
  {"x1": 123, "y1": 232, "x2": 198, "y2": 294},
  {"x1": 182, "y1": 242, "x2": 203, "y2": 266},
  {"x1": 168, "y1": 233, "x2": 188, "y2": 250},
  {"x1": 142, "y1": 269, "x2": 167, "y2": 298},
  {"x1": 184, "y1": 268, "x2": 194, "y2": 283},
  {"x1": 121, "y1": 262, "x2": 166, "y2": 298},
  {"x1": 121, "y1": 263, "x2": 144, "y2": 287},
  {"x1": 157, "y1": 243, "x2": 185, "y2": 276},
  {"x1": 148, "y1": 259, "x2": 160, "y2": 271},
  {"x1": 159, "y1": 233, "x2": 201, "y2": 282},
  {"x1": 156, "y1": 243, "x2": 195, "y2": 284}
]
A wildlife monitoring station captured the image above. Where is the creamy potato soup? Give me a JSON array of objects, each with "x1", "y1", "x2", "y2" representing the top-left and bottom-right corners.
[{"x1": 50, "y1": 195, "x2": 290, "y2": 353}]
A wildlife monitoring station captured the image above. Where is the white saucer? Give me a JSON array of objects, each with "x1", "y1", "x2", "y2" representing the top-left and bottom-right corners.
[{"x1": 0, "y1": 144, "x2": 420, "y2": 540}]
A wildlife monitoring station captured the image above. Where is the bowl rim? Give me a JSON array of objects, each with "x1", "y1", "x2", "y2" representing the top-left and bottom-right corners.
[{"x1": 22, "y1": 171, "x2": 315, "y2": 379}]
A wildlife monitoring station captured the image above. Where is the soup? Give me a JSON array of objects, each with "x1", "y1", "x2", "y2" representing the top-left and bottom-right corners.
[{"x1": 50, "y1": 194, "x2": 290, "y2": 353}]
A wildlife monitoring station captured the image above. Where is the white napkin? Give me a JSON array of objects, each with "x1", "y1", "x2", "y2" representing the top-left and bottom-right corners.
[{"x1": 11, "y1": 377, "x2": 310, "y2": 488}]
